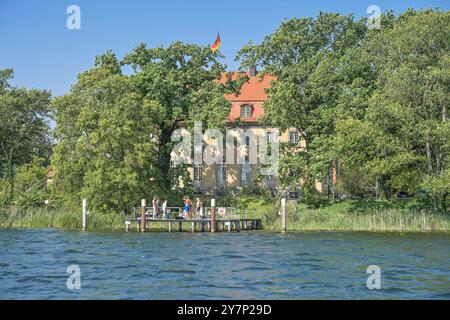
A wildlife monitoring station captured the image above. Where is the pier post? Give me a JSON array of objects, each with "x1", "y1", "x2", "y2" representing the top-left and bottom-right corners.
[
  {"x1": 191, "y1": 222, "x2": 196, "y2": 233},
  {"x1": 179, "y1": 221, "x2": 183, "y2": 232},
  {"x1": 281, "y1": 198, "x2": 286, "y2": 233},
  {"x1": 82, "y1": 199, "x2": 88, "y2": 231},
  {"x1": 210, "y1": 199, "x2": 216, "y2": 233},
  {"x1": 168, "y1": 221, "x2": 172, "y2": 232},
  {"x1": 140, "y1": 199, "x2": 146, "y2": 232}
]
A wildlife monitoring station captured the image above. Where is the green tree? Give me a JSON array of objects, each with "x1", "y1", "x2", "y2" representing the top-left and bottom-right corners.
[
  {"x1": 0, "y1": 69, "x2": 52, "y2": 204},
  {"x1": 335, "y1": 10, "x2": 449, "y2": 209},
  {"x1": 237, "y1": 12, "x2": 368, "y2": 198},
  {"x1": 12, "y1": 156, "x2": 48, "y2": 208},
  {"x1": 51, "y1": 51, "x2": 162, "y2": 213},
  {"x1": 366, "y1": 10, "x2": 449, "y2": 208},
  {"x1": 122, "y1": 42, "x2": 239, "y2": 189}
]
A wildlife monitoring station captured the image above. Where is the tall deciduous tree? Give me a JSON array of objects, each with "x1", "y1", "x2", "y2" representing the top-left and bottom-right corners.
[
  {"x1": 237, "y1": 12, "x2": 368, "y2": 197},
  {"x1": 122, "y1": 42, "x2": 237, "y2": 188},
  {"x1": 238, "y1": 9, "x2": 449, "y2": 211},
  {"x1": 0, "y1": 69, "x2": 52, "y2": 203},
  {"x1": 363, "y1": 10, "x2": 449, "y2": 208},
  {"x1": 51, "y1": 51, "x2": 162, "y2": 213}
]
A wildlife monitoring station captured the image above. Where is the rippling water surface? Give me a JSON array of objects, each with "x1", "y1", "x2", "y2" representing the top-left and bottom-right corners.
[{"x1": 0, "y1": 229, "x2": 449, "y2": 299}]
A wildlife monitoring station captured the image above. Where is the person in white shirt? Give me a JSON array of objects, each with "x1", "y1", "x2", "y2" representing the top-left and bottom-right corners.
[
  {"x1": 196, "y1": 198, "x2": 203, "y2": 219},
  {"x1": 161, "y1": 200, "x2": 168, "y2": 219}
]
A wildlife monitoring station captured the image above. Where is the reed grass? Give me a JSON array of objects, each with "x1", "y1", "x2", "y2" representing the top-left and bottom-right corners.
[
  {"x1": 0, "y1": 207, "x2": 185, "y2": 231},
  {"x1": 259, "y1": 202, "x2": 450, "y2": 232},
  {"x1": 0, "y1": 199, "x2": 448, "y2": 232},
  {"x1": 0, "y1": 207, "x2": 125, "y2": 231}
]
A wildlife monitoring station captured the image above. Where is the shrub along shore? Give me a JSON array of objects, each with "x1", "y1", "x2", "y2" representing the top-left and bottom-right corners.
[{"x1": 0, "y1": 199, "x2": 448, "y2": 232}]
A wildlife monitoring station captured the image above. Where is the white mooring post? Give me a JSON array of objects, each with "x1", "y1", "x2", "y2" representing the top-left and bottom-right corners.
[
  {"x1": 210, "y1": 199, "x2": 216, "y2": 233},
  {"x1": 82, "y1": 199, "x2": 88, "y2": 231},
  {"x1": 140, "y1": 199, "x2": 146, "y2": 233},
  {"x1": 281, "y1": 198, "x2": 286, "y2": 233}
]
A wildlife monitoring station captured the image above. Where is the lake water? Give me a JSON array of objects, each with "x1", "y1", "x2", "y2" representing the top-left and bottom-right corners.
[{"x1": 0, "y1": 229, "x2": 449, "y2": 299}]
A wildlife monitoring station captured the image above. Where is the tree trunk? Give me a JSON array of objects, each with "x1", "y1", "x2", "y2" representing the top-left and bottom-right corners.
[
  {"x1": 426, "y1": 141, "x2": 433, "y2": 174},
  {"x1": 5, "y1": 147, "x2": 15, "y2": 204},
  {"x1": 443, "y1": 103, "x2": 447, "y2": 122},
  {"x1": 375, "y1": 179, "x2": 380, "y2": 199},
  {"x1": 158, "y1": 126, "x2": 176, "y2": 188},
  {"x1": 426, "y1": 141, "x2": 438, "y2": 211},
  {"x1": 436, "y1": 149, "x2": 442, "y2": 175},
  {"x1": 439, "y1": 104, "x2": 447, "y2": 211}
]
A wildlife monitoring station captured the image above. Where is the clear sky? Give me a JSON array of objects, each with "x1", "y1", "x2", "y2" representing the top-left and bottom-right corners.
[{"x1": 0, "y1": 0, "x2": 448, "y2": 96}]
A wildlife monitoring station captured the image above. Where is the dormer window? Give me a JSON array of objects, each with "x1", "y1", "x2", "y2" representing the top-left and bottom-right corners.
[{"x1": 240, "y1": 104, "x2": 252, "y2": 118}]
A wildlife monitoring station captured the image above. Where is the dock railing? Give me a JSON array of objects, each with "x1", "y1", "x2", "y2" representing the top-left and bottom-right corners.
[
  {"x1": 203, "y1": 207, "x2": 257, "y2": 220},
  {"x1": 128, "y1": 206, "x2": 257, "y2": 221},
  {"x1": 129, "y1": 206, "x2": 183, "y2": 220},
  {"x1": 124, "y1": 205, "x2": 261, "y2": 232}
]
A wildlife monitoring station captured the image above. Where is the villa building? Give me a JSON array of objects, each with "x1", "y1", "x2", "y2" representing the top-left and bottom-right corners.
[{"x1": 188, "y1": 68, "x2": 307, "y2": 196}]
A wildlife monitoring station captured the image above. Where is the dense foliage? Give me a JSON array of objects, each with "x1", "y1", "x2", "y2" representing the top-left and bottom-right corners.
[
  {"x1": 0, "y1": 8, "x2": 448, "y2": 214},
  {"x1": 237, "y1": 9, "x2": 449, "y2": 210},
  {"x1": 50, "y1": 45, "x2": 237, "y2": 213},
  {"x1": 0, "y1": 70, "x2": 52, "y2": 207}
]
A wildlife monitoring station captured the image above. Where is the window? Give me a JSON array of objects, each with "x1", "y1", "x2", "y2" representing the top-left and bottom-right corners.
[
  {"x1": 289, "y1": 191, "x2": 299, "y2": 199},
  {"x1": 289, "y1": 131, "x2": 299, "y2": 144},
  {"x1": 218, "y1": 165, "x2": 227, "y2": 184},
  {"x1": 240, "y1": 104, "x2": 252, "y2": 118},
  {"x1": 266, "y1": 175, "x2": 275, "y2": 188},
  {"x1": 245, "y1": 136, "x2": 250, "y2": 146},
  {"x1": 193, "y1": 165, "x2": 202, "y2": 182},
  {"x1": 241, "y1": 167, "x2": 251, "y2": 186},
  {"x1": 266, "y1": 131, "x2": 275, "y2": 143}
]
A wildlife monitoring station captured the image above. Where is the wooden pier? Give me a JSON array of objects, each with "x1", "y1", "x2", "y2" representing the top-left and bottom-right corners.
[
  {"x1": 82, "y1": 197, "x2": 286, "y2": 233},
  {"x1": 123, "y1": 199, "x2": 264, "y2": 233},
  {"x1": 128, "y1": 217, "x2": 262, "y2": 232}
]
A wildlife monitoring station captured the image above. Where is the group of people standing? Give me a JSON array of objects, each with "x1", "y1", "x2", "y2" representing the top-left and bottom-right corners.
[
  {"x1": 150, "y1": 197, "x2": 168, "y2": 219},
  {"x1": 178, "y1": 196, "x2": 203, "y2": 219},
  {"x1": 149, "y1": 196, "x2": 204, "y2": 220}
]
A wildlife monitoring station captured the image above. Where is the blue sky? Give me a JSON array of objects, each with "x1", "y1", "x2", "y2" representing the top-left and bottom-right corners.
[{"x1": 0, "y1": 0, "x2": 448, "y2": 96}]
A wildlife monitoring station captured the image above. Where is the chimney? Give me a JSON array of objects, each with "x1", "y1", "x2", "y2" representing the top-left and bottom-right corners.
[{"x1": 249, "y1": 66, "x2": 257, "y2": 77}]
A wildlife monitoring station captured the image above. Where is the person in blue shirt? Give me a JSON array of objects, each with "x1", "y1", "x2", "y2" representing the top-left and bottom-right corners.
[{"x1": 182, "y1": 196, "x2": 192, "y2": 219}]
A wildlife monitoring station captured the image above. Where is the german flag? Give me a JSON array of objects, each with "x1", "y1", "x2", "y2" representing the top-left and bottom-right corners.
[{"x1": 211, "y1": 33, "x2": 221, "y2": 53}]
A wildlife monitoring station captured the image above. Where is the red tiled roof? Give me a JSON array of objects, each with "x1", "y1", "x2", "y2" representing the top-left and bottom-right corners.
[
  {"x1": 220, "y1": 72, "x2": 275, "y2": 123},
  {"x1": 221, "y1": 72, "x2": 275, "y2": 101}
]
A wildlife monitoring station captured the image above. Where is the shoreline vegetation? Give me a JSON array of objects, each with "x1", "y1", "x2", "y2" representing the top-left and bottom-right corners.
[
  {"x1": 1, "y1": 199, "x2": 448, "y2": 232},
  {"x1": 1, "y1": 10, "x2": 449, "y2": 234}
]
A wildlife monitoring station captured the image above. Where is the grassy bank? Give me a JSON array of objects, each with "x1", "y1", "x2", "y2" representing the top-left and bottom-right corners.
[
  {"x1": 238, "y1": 198, "x2": 450, "y2": 232},
  {"x1": 0, "y1": 207, "x2": 125, "y2": 231},
  {"x1": 0, "y1": 207, "x2": 185, "y2": 231},
  {"x1": 0, "y1": 199, "x2": 449, "y2": 232}
]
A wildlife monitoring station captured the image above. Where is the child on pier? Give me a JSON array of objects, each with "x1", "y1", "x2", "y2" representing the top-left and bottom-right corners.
[
  {"x1": 152, "y1": 197, "x2": 158, "y2": 219},
  {"x1": 196, "y1": 198, "x2": 203, "y2": 219},
  {"x1": 161, "y1": 200, "x2": 168, "y2": 219},
  {"x1": 181, "y1": 196, "x2": 192, "y2": 219}
]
